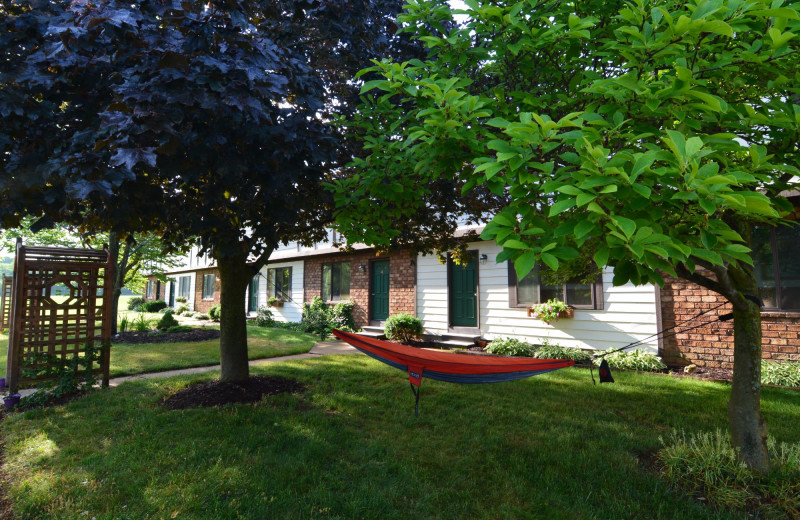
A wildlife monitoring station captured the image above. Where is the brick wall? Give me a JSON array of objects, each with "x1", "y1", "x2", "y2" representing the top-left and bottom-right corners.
[
  {"x1": 194, "y1": 268, "x2": 221, "y2": 314},
  {"x1": 143, "y1": 276, "x2": 162, "y2": 301},
  {"x1": 303, "y1": 250, "x2": 416, "y2": 329},
  {"x1": 660, "y1": 273, "x2": 800, "y2": 369}
]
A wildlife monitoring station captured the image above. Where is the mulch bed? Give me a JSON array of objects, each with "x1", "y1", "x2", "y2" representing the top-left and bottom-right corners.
[
  {"x1": 668, "y1": 366, "x2": 733, "y2": 383},
  {"x1": 113, "y1": 328, "x2": 220, "y2": 344},
  {"x1": 163, "y1": 375, "x2": 305, "y2": 410}
]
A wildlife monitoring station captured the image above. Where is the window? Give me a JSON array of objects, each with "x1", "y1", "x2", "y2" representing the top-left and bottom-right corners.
[
  {"x1": 752, "y1": 222, "x2": 800, "y2": 311},
  {"x1": 249, "y1": 276, "x2": 260, "y2": 312},
  {"x1": 322, "y1": 262, "x2": 350, "y2": 301},
  {"x1": 178, "y1": 276, "x2": 191, "y2": 299},
  {"x1": 202, "y1": 274, "x2": 215, "y2": 300},
  {"x1": 268, "y1": 267, "x2": 292, "y2": 300},
  {"x1": 146, "y1": 279, "x2": 155, "y2": 299},
  {"x1": 508, "y1": 263, "x2": 603, "y2": 309}
]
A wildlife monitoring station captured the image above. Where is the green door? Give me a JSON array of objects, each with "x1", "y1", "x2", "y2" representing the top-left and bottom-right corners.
[
  {"x1": 371, "y1": 260, "x2": 390, "y2": 321},
  {"x1": 450, "y1": 254, "x2": 478, "y2": 327}
]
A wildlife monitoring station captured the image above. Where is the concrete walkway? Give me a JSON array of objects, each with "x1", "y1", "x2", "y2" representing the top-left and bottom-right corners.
[{"x1": 18, "y1": 340, "x2": 358, "y2": 396}]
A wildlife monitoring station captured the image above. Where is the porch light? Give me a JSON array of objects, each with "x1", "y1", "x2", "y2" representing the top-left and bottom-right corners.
[{"x1": 479, "y1": 254, "x2": 488, "y2": 264}]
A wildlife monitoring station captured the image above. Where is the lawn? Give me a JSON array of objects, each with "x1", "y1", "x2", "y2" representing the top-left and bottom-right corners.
[
  {"x1": 2, "y1": 358, "x2": 799, "y2": 519},
  {"x1": 0, "y1": 326, "x2": 318, "y2": 379}
]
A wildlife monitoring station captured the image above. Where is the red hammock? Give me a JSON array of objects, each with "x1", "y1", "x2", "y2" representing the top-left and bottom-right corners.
[{"x1": 332, "y1": 329, "x2": 575, "y2": 414}]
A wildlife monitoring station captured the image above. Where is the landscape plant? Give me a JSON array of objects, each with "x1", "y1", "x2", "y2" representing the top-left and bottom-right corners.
[
  {"x1": 142, "y1": 300, "x2": 167, "y2": 313},
  {"x1": 596, "y1": 349, "x2": 667, "y2": 372},
  {"x1": 131, "y1": 314, "x2": 153, "y2": 333},
  {"x1": 534, "y1": 340, "x2": 592, "y2": 363},
  {"x1": 19, "y1": 343, "x2": 101, "y2": 409},
  {"x1": 529, "y1": 298, "x2": 571, "y2": 325},
  {"x1": 484, "y1": 337, "x2": 536, "y2": 357},
  {"x1": 166, "y1": 325, "x2": 194, "y2": 334},
  {"x1": 208, "y1": 304, "x2": 221, "y2": 322},
  {"x1": 384, "y1": 313, "x2": 423, "y2": 342},
  {"x1": 761, "y1": 361, "x2": 800, "y2": 388},
  {"x1": 333, "y1": 0, "x2": 800, "y2": 471},
  {"x1": 126, "y1": 297, "x2": 145, "y2": 311},
  {"x1": 156, "y1": 310, "x2": 180, "y2": 331},
  {"x1": 253, "y1": 307, "x2": 275, "y2": 328}
]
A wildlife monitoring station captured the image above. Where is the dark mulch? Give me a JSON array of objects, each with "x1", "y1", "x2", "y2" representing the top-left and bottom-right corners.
[
  {"x1": 163, "y1": 375, "x2": 305, "y2": 410},
  {"x1": 668, "y1": 366, "x2": 733, "y2": 383},
  {"x1": 113, "y1": 328, "x2": 220, "y2": 344}
]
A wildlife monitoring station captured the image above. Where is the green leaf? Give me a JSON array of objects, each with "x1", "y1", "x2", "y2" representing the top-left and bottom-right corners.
[
  {"x1": 699, "y1": 197, "x2": 717, "y2": 215},
  {"x1": 613, "y1": 216, "x2": 636, "y2": 239},
  {"x1": 514, "y1": 250, "x2": 537, "y2": 279},
  {"x1": 540, "y1": 252, "x2": 559, "y2": 271},
  {"x1": 574, "y1": 220, "x2": 595, "y2": 239},
  {"x1": 549, "y1": 199, "x2": 577, "y2": 217},
  {"x1": 593, "y1": 245, "x2": 610, "y2": 267},
  {"x1": 502, "y1": 239, "x2": 529, "y2": 250}
]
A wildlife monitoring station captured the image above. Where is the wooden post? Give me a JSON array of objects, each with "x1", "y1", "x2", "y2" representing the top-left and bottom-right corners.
[{"x1": 7, "y1": 238, "x2": 25, "y2": 393}]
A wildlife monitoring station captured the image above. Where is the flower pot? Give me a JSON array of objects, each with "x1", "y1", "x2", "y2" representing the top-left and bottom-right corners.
[
  {"x1": 558, "y1": 307, "x2": 575, "y2": 319},
  {"x1": 4, "y1": 394, "x2": 21, "y2": 410},
  {"x1": 269, "y1": 301, "x2": 284, "y2": 308}
]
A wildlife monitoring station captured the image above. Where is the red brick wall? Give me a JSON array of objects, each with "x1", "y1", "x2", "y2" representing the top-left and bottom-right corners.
[
  {"x1": 143, "y1": 276, "x2": 162, "y2": 301},
  {"x1": 303, "y1": 250, "x2": 416, "y2": 329},
  {"x1": 660, "y1": 273, "x2": 800, "y2": 369},
  {"x1": 194, "y1": 268, "x2": 221, "y2": 314}
]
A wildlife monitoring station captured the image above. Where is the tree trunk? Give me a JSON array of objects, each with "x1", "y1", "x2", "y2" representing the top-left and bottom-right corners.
[
  {"x1": 108, "y1": 233, "x2": 131, "y2": 336},
  {"x1": 216, "y1": 253, "x2": 253, "y2": 383},
  {"x1": 728, "y1": 300, "x2": 771, "y2": 473}
]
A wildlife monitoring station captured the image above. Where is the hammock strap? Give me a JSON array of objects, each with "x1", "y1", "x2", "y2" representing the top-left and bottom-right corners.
[{"x1": 409, "y1": 383, "x2": 420, "y2": 417}]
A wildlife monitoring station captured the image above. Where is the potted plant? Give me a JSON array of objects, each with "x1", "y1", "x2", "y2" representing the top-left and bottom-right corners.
[
  {"x1": 268, "y1": 297, "x2": 284, "y2": 308},
  {"x1": 527, "y1": 298, "x2": 574, "y2": 324},
  {"x1": 3, "y1": 393, "x2": 21, "y2": 409}
]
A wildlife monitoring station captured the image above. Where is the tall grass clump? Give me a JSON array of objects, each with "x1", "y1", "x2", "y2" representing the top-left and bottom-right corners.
[
  {"x1": 595, "y1": 349, "x2": 666, "y2": 372},
  {"x1": 659, "y1": 429, "x2": 800, "y2": 516}
]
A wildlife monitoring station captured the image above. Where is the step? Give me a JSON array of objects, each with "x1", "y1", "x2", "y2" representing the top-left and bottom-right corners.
[
  {"x1": 358, "y1": 329, "x2": 385, "y2": 339},
  {"x1": 361, "y1": 326, "x2": 385, "y2": 335},
  {"x1": 438, "y1": 338, "x2": 478, "y2": 348},
  {"x1": 444, "y1": 332, "x2": 481, "y2": 342}
]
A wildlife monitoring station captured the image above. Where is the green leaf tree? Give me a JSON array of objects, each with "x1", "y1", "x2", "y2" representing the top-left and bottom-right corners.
[
  {"x1": 0, "y1": 218, "x2": 186, "y2": 334},
  {"x1": 0, "y1": 0, "x2": 415, "y2": 382},
  {"x1": 334, "y1": 0, "x2": 800, "y2": 472}
]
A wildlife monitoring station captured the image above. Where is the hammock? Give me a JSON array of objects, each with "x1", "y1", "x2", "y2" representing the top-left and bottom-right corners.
[{"x1": 331, "y1": 329, "x2": 575, "y2": 415}]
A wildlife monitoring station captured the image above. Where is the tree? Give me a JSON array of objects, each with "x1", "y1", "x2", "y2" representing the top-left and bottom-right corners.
[
  {"x1": 0, "y1": 0, "x2": 415, "y2": 381},
  {"x1": 0, "y1": 218, "x2": 186, "y2": 334},
  {"x1": 332, "y1": 0, "x2": 800, "y2": 472}
]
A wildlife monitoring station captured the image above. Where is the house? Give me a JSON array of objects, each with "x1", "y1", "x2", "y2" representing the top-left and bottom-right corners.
[{"x1": 145, "y1": 217, "x2": 799, "y2": 365}]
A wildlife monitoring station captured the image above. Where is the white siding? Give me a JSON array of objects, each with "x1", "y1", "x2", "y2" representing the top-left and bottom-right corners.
[
  {"x1": 416, "y1": 241, "x2": 660, "y2": 353},
  {"x1": 255, "y1": 261, "x2": 304, "y2": 323}
]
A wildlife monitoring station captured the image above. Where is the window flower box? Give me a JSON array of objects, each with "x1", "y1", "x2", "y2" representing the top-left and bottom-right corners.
[{"x1": 527, "y1": 299, "x2": 574, "y2": 324}]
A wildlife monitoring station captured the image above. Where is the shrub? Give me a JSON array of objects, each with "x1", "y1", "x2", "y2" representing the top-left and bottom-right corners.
[
  {"x1": 329, "y1": 300, "x2": 356, "y2": 331},
  {"x1": 127, "y1": 297, "x2": 145, "y2": 311},
  {"x1": 196, "y1": 314, "x2": 210, "y2": 320},
  {"x1": 175, "y1": 296, "x2": 187, "y2": 303},
  {"x1": 301, "y1": 297, "x2": 332, "y2": 339},
  {"x1": 762, "y1": 361, "x2": 800, "y2": 388},
  {"x1": 142, "y1": 300, "x2": 167, "y2": 312},
  {"x1": 253, "y1": 306, "x2": 275, "y2": 327},
  {"x1": 167, "y1": 325, "x2": 194, "y2": 333},
  {"x1": 658, "y1": 429, "x2": 800, "y2": 516},
  {"x1": 594, "y1": 349, "x2": 666, "y2": 371},
  {"x1": 208, "y1": 304, "x2": 221, "y2": 321},
  {"x1": 157, "y1": 310, "x2": 179, "y2": 330},
  {"x1": 534, "y1": 340, "x2": 592, "y2": 362},
  {"x1": 119, "y1": 316, "x2": 129, "y2": 333},
  {"x1": 131, "y1": 313, "x2": 153, "y2": 332},
  {"x1": 174, "y1": 303, "x2": 190, "y2": 315},
  {"x1": 384, "y1": 313, "x2": 423, "y2": 342},
  {"x1": 485, "y1": 337, "x2": 535, "y2": 357}
]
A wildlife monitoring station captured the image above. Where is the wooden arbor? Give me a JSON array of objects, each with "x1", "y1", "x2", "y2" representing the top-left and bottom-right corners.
[
  {"x1": 0, "y1": 274, "x2": 11, "y2": 332},
  {"x1": 5, "y1": 241, "x2": 113, "y2": 393}
]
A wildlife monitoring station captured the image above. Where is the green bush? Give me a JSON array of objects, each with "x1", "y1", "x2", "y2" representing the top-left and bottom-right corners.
[
  {"x1": 131, "y1": 313, "x2": 153, "y2": 332},
  {"x1": 196, "y1": 314, "x2": 210, "y2": 320},
  {"x1": 384, "y1": 313, "x2": 423, "y2": 342},
  {"x1": 534, "y1": 340, "x2": 592, "y2": 362},
  {"x1": 254, "y1": 306, "x2": 275, "y2": 327},
  {"x1": 142, "y1": 300, "x2": 167, "y2": 313},
  {"x1": 174, "y1": 303, "x2": 190, "y2": 315},
  {"x1": 157, "y1": 310, "x2": 179, "y2": 330},
  {"x1": 127, "y1": 297, "x2": 145, "y2": 311},
  {"x1": 330, "y1": 300, "x2": 356, "y2": 331},
  {"x1": 659, "y1": 429, "x2": 800, "y2": 516},
  {"x1": 762, "y1": 360, "x2": 800, "y2": 388},
  {"x1": 167, "y1": 325, "x2": 194, "y2": 333},
  {"x1": 485, "y1": 337, "x2": 536, "y2": 357},
  {"x1": 301, "y1": 297, "x2": 331, "y2": 339},
  {"x1": 594, "y1": 348, "x2": 666, "y2": 372},
  {"x1": 208, "y1": 304, "x2": 221, "y2": 321}
]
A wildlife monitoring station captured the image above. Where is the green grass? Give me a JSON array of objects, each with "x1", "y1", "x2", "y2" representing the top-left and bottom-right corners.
[
  {"x1": 2, "y1": 359, "x2": 799, "y2": 519},
  {"x1": 108, "y1": 326, "x2": 317, "y2": 377},
  {"x1": 0, "y1": 327, "x2": 317, "y2": 380}
]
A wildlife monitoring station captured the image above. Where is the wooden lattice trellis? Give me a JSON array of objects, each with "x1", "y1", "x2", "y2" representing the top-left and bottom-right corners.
[
  {"x1": 0, "y1": 275, "x2": 11, "y2": 332},
  {"x1": 6, "y1": 241, "x2": 113, "y2": 392}
]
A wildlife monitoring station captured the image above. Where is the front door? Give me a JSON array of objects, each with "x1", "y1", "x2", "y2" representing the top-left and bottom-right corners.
[
  {"x1": 371, "y1": 260, "x2": 390, "y2": 321},
  {"x1": 450, "y1": 253, "x2": 478, "y2": 327}
]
